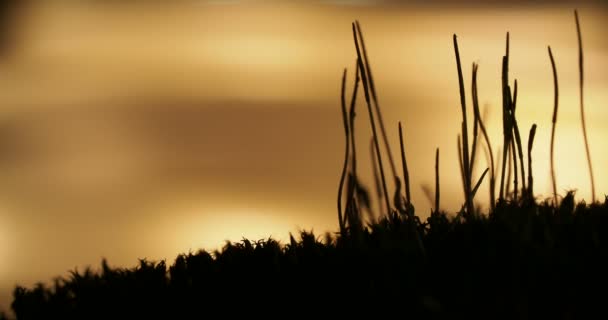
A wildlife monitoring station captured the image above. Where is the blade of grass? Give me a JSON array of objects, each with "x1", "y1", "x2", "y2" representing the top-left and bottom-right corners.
[
  {"x1": 353, "y1": 23, "x2": 391, "y2": 216},
  {"x1": 458, "y1": 134, "x2": 466, "y2": 201},
  {"x1": 495, "y1": 146, "x2": 502, "y2": 200},
  {"x1": 346, "y1": 61, "x2": 361, "y2": 232},
  {"x1": 347, "y1": 185, "x2": 362, "y2": 233},
  {"x1": 453, "y1": 34, "x2": 473, "y2": 215},
  {"x1": 398, "y1": 122, "x2": 411, "y2": 205},
  {"x1": 393, "y1": 175, "x2": 403, "y2": 214},
  {"x1": 510, "y1": 79, "x2": 519, "y2": 201},
  {"x1": 337, "y1": 68, "x2": 348, "y2": 233},
  {"x1": 469, "y1": 63, "x2": 482, "y2": 177},
  {"x1": 499, "y1": 33, "x2": 511, "y2": 201},
  {"x1": 345, "y1": 173, "x2": 357, "y2": 230},
  {"x1": 469, "y1": 67, "x2": 480, "y2": 176},
  {"x1": 370, "y1": 137, "x2": 385, "y2": 215},
  {"x1": 472, "y1": 168, "x2": 490, "y2": 199},
  {"x1": 355, "y1": 21, "x2": 398, "y2": 183},
  {"x1": 548, "y1": 46, "x2": 559, "y2": 206},
  {"x1": 510, "y1": 79, "x2": 527, "y2": 196},
  {"x1": 527, "y1": 124, "x2": 537, "y2": 200},
  {"x1": 511, "y1": 131, "x2": 518, "y2": 202},
  {"x1": 499, "y1": 85, "x2": 512, "y2": 201},
  {"x1": 506, "y1": 141, "x2": 512, "y2": 198},
  {"x1": 482, "y1": 142, "x2": 495, "y2": 210},
  {"x1": 472, "y1": 66, "x2": 496, "y2": 211},
  {"x1": 575, "y1": 10, "x2": 596, "y2": 203},
  {"x1": 435, "y1": 147, "x2": 440, "y2": 213},
  {"x1": 348, "y1": 61, "x2": 360, "y2": 182}
]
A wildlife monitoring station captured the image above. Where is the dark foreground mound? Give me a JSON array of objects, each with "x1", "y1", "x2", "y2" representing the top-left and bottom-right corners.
[{"x1": 10, "y1": 196, "x2": 608, "y2": 319}]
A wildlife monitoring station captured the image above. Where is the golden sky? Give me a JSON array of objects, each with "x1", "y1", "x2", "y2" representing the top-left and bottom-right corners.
[{"x1": 1, "y1": 1, "x2": 607, "y2": 311}]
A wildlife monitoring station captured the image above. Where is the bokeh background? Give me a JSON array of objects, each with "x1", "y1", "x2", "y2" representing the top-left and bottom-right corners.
[{"x1": 1, "y1": 0, "x2": 607, "y2": 312}]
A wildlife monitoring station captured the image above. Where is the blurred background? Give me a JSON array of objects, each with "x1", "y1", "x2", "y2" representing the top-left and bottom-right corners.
[{"x1": 1, "y1": 0, "x2": 607, "y2": 312}]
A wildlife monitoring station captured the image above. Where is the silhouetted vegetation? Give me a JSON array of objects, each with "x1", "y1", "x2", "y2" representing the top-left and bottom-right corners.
[
  {"x1": 9, "y1": 10, "x2": 607, "y2": 319},
  {"x1": 9, "y1": 197, "x2": 608, "y2": 319}
]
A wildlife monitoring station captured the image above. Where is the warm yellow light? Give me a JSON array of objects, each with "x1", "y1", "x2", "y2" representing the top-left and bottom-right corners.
[
  {"x1": 0, "y1": 210, "x2": 15, "y2": 280},
  {"x1": 147, "y1": 199, "x2": 297, "y2": 256},
  {"x1": 178, "y1": 209, "x2": 292, "y2": 251},
  {"x1": 1, "y1": 2, "x2": 607, "y2": 313}
]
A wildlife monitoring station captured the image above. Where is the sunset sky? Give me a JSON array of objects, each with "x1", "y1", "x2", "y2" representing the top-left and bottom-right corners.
[{"x1": 1, "y1": 0, "x2": 607, "y2": 311}]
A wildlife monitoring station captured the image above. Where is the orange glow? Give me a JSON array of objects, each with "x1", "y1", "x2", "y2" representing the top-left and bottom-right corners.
[
  {"x1": 0, "y1": 211, "x2": 13, "y2": 276},
  {"x1": 157, "y1": 204, "x2": 294, "y2": 253},
  {"x1": 1, "y1": 1, "x2": 607, "y2": 313}
]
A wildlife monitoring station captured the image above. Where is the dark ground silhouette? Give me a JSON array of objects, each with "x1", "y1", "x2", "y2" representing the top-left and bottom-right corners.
[{"x1": 9, "y1": 195, "x2": 608, "y2": 319}]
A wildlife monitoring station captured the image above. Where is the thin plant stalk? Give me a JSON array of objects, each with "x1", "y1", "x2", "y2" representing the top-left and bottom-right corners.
[
  {"x1": 499, "y1": 33, "x2": 511, "y2": 201},
  {"x1": 527, "y1": 124, "x2": 537, "y2": 199},
  {"x1": 345, "y1": 173, "x2": 357, "y2": 229},
  {"x1": 472, "y1": 65, "x2": 496, "y2": 211},
  {"x1": 510, "y1": 79, "x2": 527, "y2": 195},
  {"x1": 470, "y1": 88, "x2": 480, "y2": 176},
  {"x1": 548, "y1": 46, "x2": 559, "y2": 206},
  {"x1": 354, "y1": 21, "x2": 398, "y2": 183},
  {"x1": 575, "y1": 10, "x2": 596, "y2": 203},
  {"x1": 499, "y1": 89, "x2": 511, "y2": 201},
  {"x1": 469, "y1": 63, "x2": 480, "y2": 176},
  {"x1": 472, "y1": 168, "x2": 490, "y2": 199},
  {"x1": 344, "y1": 61, "x2": 361, "y2": 232},
  {"x1": 506, "y1": 141, "x2": 513, "y2": 198},
  {"x1": 393, "y1": 176, "x2": 403, "y2": 214},
  {"x1": 370, "y1": 138, "x2": 385, "y2": 215},
  {"x1": 346, "y1": 62, "x2": 361, "y2": 226},
  {"x1": 511, "y1": 133, "x2": 518, "y2": 202},
  {"x1": 510, "y1": 80, "x2": 519, "y2": 201},
  {"x1": 453, "y1": 34, "x2": 473, "y2": 215},
  {"x1": 337, "y1": 68, "x2": 348, "y2": 233},
  {"x1": 345, "y1": 177, "x2": 362, "y2": 233},
  {"x1": 435, "y1": 148, "x2": 440, "y2": 213},
  {"x1": 353, "y1": 22, "x2": 391, "y2": 216},
  {"x1": 458, "y1": 134, "x2": 466, "y2": 197},
  {"x1": 482, "y1": 144, "x2": 495, "y2": 210},
  {"x1": 398, "y1": 122, "x2": 411, "y2": 205},
  {"x1": 469, "y1": 64, "x2": 487, "y2": 204},
  {"x1": 348, "y1": 62, "x2": 360, "y2": 184},
  {"x1": 499, "y1": 84, "x2": 512, "y2": 200}
]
